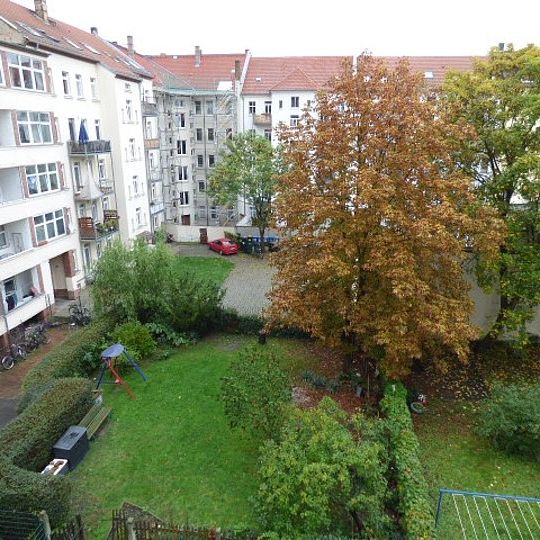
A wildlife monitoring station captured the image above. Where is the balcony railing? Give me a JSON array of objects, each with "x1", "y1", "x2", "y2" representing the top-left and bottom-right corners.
[
  {"x1": 68, "y1": 140, "x2": 111, "y2": 155},
  {"x1": 148, "y1": 170, "x2": 162, "y2": 182},
  {"x1": 144, "y1": 138, "x2": 160, "y2": 150},
  {"x1": 253, "y1": 113, "x2": 272, "y2": 127},
  {"x1": 142, "y1": 100, "x2": 158, "y2": 116},
  {"x1": 78, "y1": 215, "x2": 119, "y2": 241}
]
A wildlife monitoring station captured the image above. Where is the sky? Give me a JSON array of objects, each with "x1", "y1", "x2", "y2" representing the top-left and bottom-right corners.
[{"x1": 15, "y1": 0, "x2": 540, "y2": 57}]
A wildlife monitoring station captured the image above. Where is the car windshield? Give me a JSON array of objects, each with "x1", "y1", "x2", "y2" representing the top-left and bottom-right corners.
[{"x1": 222, "y1": 240, "x2": 234, "y2": 246}]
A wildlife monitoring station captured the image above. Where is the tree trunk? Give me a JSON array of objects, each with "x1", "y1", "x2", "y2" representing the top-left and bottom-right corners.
[
  {"x1": 349, "y1": 510, "x2": 363, "y2": 535},
  {"x1": 258, "y1": 225, "x2": 266, "y2": 258}
]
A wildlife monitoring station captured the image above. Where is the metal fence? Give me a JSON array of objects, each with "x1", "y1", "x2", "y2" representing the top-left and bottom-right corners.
[{"x1": 0, "y1": 509, "x2": 46, "y2": 540}]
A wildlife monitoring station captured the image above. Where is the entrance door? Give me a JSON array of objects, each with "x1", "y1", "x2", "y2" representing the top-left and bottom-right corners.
[{"x1": 181, "y1": 215, "x2": 191, "y2": 226}]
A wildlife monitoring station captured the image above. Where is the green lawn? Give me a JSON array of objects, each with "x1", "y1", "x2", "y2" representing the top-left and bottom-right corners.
[
  {"x1": 174, "y1": 255, "x2": 234, "y2": 285},
  {"x1": 71, "y1": 335, "x2": 316, "y2": 539},
  {"x1": 415, "y1": 400, "x2": 540, "y2": 538}
]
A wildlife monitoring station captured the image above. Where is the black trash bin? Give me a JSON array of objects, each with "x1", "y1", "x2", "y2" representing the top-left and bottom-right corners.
[{"x1": 53, "y1": 426, "x2": 89, "y2": 470}]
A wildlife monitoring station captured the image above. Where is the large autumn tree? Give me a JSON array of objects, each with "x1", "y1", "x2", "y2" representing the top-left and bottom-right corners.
[
  {"x1": 268, "y1": 56, "x2": 502, "y2": 378},
  {"x1": 443, "y1": 45, "x2": 540, "y2": 340},
  {"x1": 208, "y1": 132, "x2": 281, "y2": 252}
]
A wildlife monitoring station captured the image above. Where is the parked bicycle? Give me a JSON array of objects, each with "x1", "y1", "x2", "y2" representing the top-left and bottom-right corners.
[
  {"x1": 23, "y1": 322, "x2": 49, "y2": 351},
  {"x1": 69, "y1": 299, "x2": 92, "y2": 327},
  {"x1": 1, "y1": 342, "x2": 27, "y2": 370}
]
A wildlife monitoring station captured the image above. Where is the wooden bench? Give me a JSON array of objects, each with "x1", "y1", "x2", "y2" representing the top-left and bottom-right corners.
[{"x1": 79, "y1": 402, "x2": 112, "y2": 439}]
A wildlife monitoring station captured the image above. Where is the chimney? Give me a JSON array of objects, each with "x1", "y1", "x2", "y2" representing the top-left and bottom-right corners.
[
  {"x1": 127, "y1": 35, "x2": 134, "y2": 57},
  {"x1": 234, "y1": 60, "x2": 241, "y2": 80},
  {"x1": 195, "y1": 45, "x2": 201, "y2": 67},
  {"x1": 34, "y1": 0, "x2": 48, "y2": 22},
  {"x1": 498, "y1": 42, "x2": 505, "y2": 51},
  {"x1": 90, "y1": 27, "x2": 98, "y2": 36}
]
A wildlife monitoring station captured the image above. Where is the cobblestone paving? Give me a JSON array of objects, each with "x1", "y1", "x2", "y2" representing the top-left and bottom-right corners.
[{"x1": 174, "y1": 243, "x2": 275, "y2": 316}]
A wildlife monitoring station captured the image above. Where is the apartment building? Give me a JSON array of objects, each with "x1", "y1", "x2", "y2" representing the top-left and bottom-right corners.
[{"x1": 0, "y1": 0, "x2": 153, "y2": 348}]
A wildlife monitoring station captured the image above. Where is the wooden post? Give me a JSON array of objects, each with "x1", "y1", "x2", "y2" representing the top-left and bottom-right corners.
[
  {"x1": 127, "y1": 516, "x2": 136, "y2": 540},
  {"x1": 39, "y1": 510, "x2": 52, "y2": 540}
]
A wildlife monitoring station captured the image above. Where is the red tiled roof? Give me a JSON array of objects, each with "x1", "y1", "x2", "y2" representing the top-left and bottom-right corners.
[
  {"x1": 148, "y1": 53, "x2": 247, "y2": 91},
  {"x1": 0, "y1": 0, "x2": 151, "y2": 80},
  {"x1": 377, "y1": 56, "x2": 478, "y2": 85},
  {"x1": 243, "y1": 56, "x2": 350, "y2": 94}
]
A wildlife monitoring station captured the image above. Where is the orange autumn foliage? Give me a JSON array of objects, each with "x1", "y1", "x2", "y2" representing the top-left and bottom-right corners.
[{"x1": 267, "y1": 56, "x2": 504, "y2": 379}]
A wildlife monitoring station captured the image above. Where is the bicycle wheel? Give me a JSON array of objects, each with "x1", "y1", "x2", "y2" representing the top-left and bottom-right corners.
[
  {"x1": 1, "y1": 354, "x2": 14, "y2": 370},
  {"x1": 16, "y1": 344, "x2": 27, "y2": 359}
]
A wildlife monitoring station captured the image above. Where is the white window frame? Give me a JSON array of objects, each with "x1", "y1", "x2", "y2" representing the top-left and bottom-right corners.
[
  {"x1": 95, "y1": 119, "x2": 101, "y2": 140},
  {"x1": 197, "y1": 155, "x2": 204, "y2": 168},
  {"x1": 291, "y1": 96, "x2": 300, "y2": 108},
  {"x1": 0, "y1": 55, "x2": 5, "y2": 87},
  {"x1": 90, "y1": 77, "x2": 97, "y2": 99},
  {"x1": 33, "y1": 209, "x2": 66, "y2": 243},
  {"x1": 248, "y1": 101, "x2": 256, "y2": 114},
  {"x1": 194, "y1": 100, "x2": 202, "y2": 114},
  {"x1": 26, "y1": 163, "x2": 59, "y2": 196},
  {"x1": 196, "y1": 128, "x2": 203, "y2": 142},
  {"x1": 264, "y1": 101, "x2": 272, "y2": 114},
  {"x1": 179, "y1": 191, "x2": 189, "y2": 206},
  {"x1": 17, "y1": 111, "x2": 52, "y2": 144},
  {"x1": 0, "y1": 225, "x2": 7, "y2": 248},
  {"x1": 208, "y1": 155, "x2": 215, "y2": 168},
  {"x1": 207, "y1": 128, "x2": 215, "y2": 142},
  {"x1": 8, "y1": 53, "x2": 45, "y2": 91},
  {"x1": 98, "y1": 159, "x2": 106, "y2": 180},
  {"x1": 179, "y1": 166, "x2": 189, "y2": 181},
  {"x1": 206, "y1": 100, "x2": 214, "y2": 115},
  {"x1": 73, "y1": 162, "x2": 82, "y2": 190},
  {"x1": 290, "y1": 115, "x2": 299, "y2": 127},
  {"x1": 75, "y1": 74, "x2": 84, "y2": 98},
  {"x1": 136, "y1": 207, "x2": 142, "y2": 226}
]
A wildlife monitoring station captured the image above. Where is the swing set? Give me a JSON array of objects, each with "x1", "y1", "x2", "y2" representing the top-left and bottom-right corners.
[{"x1": 96, "y1": 343, "x2": 148, "y2": 399}]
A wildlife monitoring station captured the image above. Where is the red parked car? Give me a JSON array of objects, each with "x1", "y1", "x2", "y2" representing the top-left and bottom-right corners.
[{"x1": 208, "y1": 238, "x2": 239, "y2": 256}]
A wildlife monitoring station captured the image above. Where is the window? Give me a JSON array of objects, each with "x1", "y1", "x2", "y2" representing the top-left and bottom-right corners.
[
  {"x1": 0, "y1": 55, "x2": 4, "y2": 86},
  {"x1": 129, "y1": 138, "x2": 136, "y2": 159},
  {"x1": 62, "y1": 71, "x2": 71, "y2": 95},
  {"x1": 208, "y1": 155, "x2": 215, "y2": 168},
  {"x1": 291, "y1": 96, "x2": 300, "y2": 108},
  {"x1": 207, "y1": 128, "x2": 215, "y2": 142},
  {"x1": 125, "y1": 100, "x2": 133, "y2": 122},
  {"x1": 226, "y1": 128, "x2": 233, "y2": 139},
  {"x1": 196, "y1": 128, "x2": 203, "y2": 142},
  {"x1": 175, "y1": 99, "x2": 184, "y2": 107},
  {"x1": 248, "y1": 101, "x2": 256, "y2": 114},
  {"x1": 103, "y1": 196, "x2": 110, "y2": 210},
  {"x1": 424, "y1": 71, "x2": 434, "y2": 79},
  {"x1": 178, "y1": 166, "x2": 189, "y2": 181},
  {"x1": 198, "y1": 181, "x2": 205, "y2": 192},
  {"x1": 210, "y1": 206, "x2": 218, "y2": 219},
  {"x1": 75, "y1": 74, "x2": 84, "y2": 98},
  {"x1": 125, "y1": 83, "x2": 132, "y2": 93},
  {"x1": 68, "y1": 118, "x2": 76, "y2": 142},
  {"x1": 264, "y1": 129, "x2": 272, "y2": 142},
  {"x1": 73, "y1": 162, "x2": 82, "y2": 190},
  {"x1": 279, "y1": 100, "x2": 283, "y2": 109},
  {"x1": 197, "y1": 155, "x2": 204, "y2": 167},
  {"x1": 264, "y1": 101, "x2": 272, "y2": 114},
  {"x1": 26, "y1": 163, "x2": 59, "y2": 195},
  {"x1": 98, "y1": 159, "x2": 106, "y2": 180},
  {"x1": 177, "y1": 140, "x2": 187, "y2": 155},
  {"x1": 90, "y1": 77, "x2": 97, "y2": 99},
  {"x1": 95, "y1": 119, "x2": 101, "y2": 140},
  {"x1": 307, "y1": 100, "x2": 312, "y2": 107},
  {"x1": 17, "y1": 111, "x2": 52, "y2": 144},
  {"x1": 8, "y1": 53, "x2": 45, "y2": 91},
  {"x1": 206, "y1": 100, "x2": 214, "y2": 115},
  {"x1": 199, "y1": 206, "x2": 207, "y2": 219},
  {"x1": 136, "y1": 207, "x2": 142, "y2": 226},
  {"x1": 194, "y1": 100, "x2": 202, "y2": 114},
  {"x1": 34, "y1": 210, "x2": 65, "y2": 242},
  {"x1": 290, "y1": 115, "x2": 299, "y2": 127},
  {"x1": 133, "y1": 176, "x2": 139, "y2": 196},
  {"x1": 180, "y1": 113, "x2": 186, "y2": 127},
  {"x1": 0, "y1": 225, "x2": 6, "y2": 248},
  {"x1": 179, "y1": 191, "x2": 189, "y2": 205}
]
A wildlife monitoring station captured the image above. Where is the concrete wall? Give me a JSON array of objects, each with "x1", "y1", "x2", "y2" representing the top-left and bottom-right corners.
[{"x1": 165, "y1": 223, "x2": 235, "y2": 243}]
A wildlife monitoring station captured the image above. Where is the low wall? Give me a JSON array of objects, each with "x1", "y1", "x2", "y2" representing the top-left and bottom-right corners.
[{"x1": 164, "y1": 224, "x2": 235, "y2": 243}]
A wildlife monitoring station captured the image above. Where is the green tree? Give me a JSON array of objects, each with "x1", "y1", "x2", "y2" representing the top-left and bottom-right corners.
[
  {"x1": 91, "y1": 238, "x2": 223, "y2": 335},
  {"x1": 209, "y1": 132, "x2": 280, "y2": 252},
  {"x1": 256, "y1": 398, "x2": 391, "y2": 538},
  {"x1": 444, "y1": 44, "x2": 540, "y2": 340}
]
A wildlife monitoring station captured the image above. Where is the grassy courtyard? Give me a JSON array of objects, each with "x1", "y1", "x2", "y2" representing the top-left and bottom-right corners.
[
  {"x1": 174, "y1": 255, "x2": 234, "y2": 285},
  {"x1": 71, "y1": 335, "x2": 316, "y2": 539}
]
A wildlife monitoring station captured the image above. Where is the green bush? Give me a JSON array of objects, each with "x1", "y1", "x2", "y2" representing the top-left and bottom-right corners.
[
  {"x1": 380, "y1": 383, "x2": 434, "y2": 540},
  {"x1": 145, "y1": 322, "x2": 192, "y2": 347},
  {"x1": 221, "y1": 346, "x2": 291, "y2": 440},
  {"x1": 111, "y1": 321, "x2": 156, "y2": 362},
  {"x1": 22, "y1": 318, "x2": 111, "y2": 393},
  {"x1": 477, "y1": 383, "x2": 540, "y2": 460},
  {"x1": 256, "y1": 398, "x2": 391, "y2": 538},
  {"x1": 91, "y1": 239, "x2": 224, "y2": 335},
  {"x1": 0, "y1": 377, "x2": 93, "y2": 526}
]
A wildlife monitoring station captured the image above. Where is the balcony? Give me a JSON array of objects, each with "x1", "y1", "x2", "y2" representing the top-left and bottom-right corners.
[
  {"x1": 144, "y1": 138, "x2": 160, "y2": 150},
  {"x1": 142, "y1": 100, "x2": 158, "y2": 117},
  {"x1": 78, "y1": 216, "x2": 119, "y2": 241},
  {"x1": 99, "y1": 179, "x2": 115, "y2": 194},
  {"x1": 148, "y1": 169, "x2": 162, "y2": 182},
  {"x1": 150, "y1": 201, "x2": 165, "y2": 214},
  {"x1": 68, "y1": 140, "x2": 111, "y2": 155},
  {"x1": 253, "y1": 113, "x2": 272, "y2": 127}
]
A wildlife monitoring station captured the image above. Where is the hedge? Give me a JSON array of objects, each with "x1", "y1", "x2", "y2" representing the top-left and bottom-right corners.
[
  {"x1": 380, "y1": 382, "x2": 434, "y2": 540},
  {"x1": 22, "y1": 318, "x2": 111, "y2": 393},
  {"x1": 0, "y1": 377, "x2": 93, "y2": 525}
]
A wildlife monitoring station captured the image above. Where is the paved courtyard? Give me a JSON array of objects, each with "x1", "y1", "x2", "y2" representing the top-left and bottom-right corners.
[{"x1": 174, "y1": 243, "x2": 275, "y2": 316}]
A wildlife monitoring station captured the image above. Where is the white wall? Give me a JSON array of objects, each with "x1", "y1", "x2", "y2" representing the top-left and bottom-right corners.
[{"x1": 165, "y1": 223, "x2": 235, "y2": 243}]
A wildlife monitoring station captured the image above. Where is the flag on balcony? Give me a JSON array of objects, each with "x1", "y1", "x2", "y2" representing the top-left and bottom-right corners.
[{"x1": 78, "y1": 121, "x2": 90, "y2": 144}]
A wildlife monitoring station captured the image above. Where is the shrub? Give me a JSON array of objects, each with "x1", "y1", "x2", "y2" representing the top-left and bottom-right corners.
[
  {"x1": 91, "y1": 239, "x2": 223, "y2": 335},
  {"x1": 111, "y1": 321, "x2": 156, "y2": 362},
  {"x1": 256, "y1": 398, "x2": 391, "y2": 538},
  {"x1": 221, "y1": 346, "x2": 291, "y2": 439},
  {"x1": 477, "y1": 383, "x2": 540, "y2": 460},
  {"x1": 0, "y1": 377, "x2": 93, "y2": 526},
  {"x1": 302, "y1": 369, "x2": 342, "y2": 393},
  {"x1": 380, "y1": 383, "x2": 434, "y2": 540},
  {"x1": 145, "y1": 322, "x2": 192, "y2": 347},
  {"x1": 22, "y1": 318, "x2": 111, "y2": 393}
]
